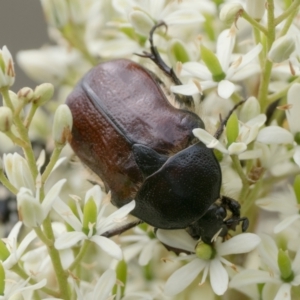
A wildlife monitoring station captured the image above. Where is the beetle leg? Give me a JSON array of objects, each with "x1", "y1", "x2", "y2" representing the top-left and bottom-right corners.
[
  {"x1": 101, "y1": 220, "x2": 143, "y2": 238},
  {"x1": 135, "y1": 21, "x2": 194, "y2": 108},
  {"x1": 214, "y1": 99, "x2": 247, "y2": 139},
  {"x1": 221, "y1": 195, "x2": 249, "y2": 232}
]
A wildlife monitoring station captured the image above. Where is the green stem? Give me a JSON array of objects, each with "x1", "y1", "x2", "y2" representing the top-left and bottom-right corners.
[
  {"x1": 241, "y1": 10, "x2": 268, "y2": 36},
  {"x1": 0, "y1": 87, "x2": 14, "y2": 111},
  {"x1": 11, "y1": 265, "x2": 61, "y2": 298},
  {"x1": 231, "y1": 155, "x2": 249, "y2": 188},
  {"x1": 258, "y1": 0, "x2": 276, "y2": 112},
  {"x1": 68, "y1": 240, "x2": 90, "y2": 271},
  {"x1": 253, "y1": 27, "x2": 264, "y2": 69},
  {"x1": 43, "y1": 216, "x2": 70, "y2": 300},
  {"x1": 5, "y1": 130, "x2": 27, "y2": 148},
  {"x1": 0, "y1": 170, "x2": 18, "y2": 194},
  {"x1": 275, "y1": 0, "x2": 300, "y2": 25},
  {"x1": 2, "y1": 88, "x2": 38, "y2": 179},
  {"x1": 24, "y1": 104, "x2": 38, "y2": 129},
  {"x1": 34, "y1": 227, "x2": 53, "y2": 247},
  {"x1": 41, "y1": 146, "x2": 63, "y2": 185},
  {"x1": 278, "y1": 4, "x2": 300, "y2": 37}
]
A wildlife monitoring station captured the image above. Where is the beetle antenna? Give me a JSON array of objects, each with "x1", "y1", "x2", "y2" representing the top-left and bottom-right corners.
[
  {"x1": 135, "y1": 21, "x2": 194, "y2": 108},
  {"x1": 214, "y1": 99, "x2": 246, "y2": 140}
]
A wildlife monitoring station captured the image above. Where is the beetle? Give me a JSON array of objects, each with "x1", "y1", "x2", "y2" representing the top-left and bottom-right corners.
[{"x1": 66, "y1": 22, "x2": 248, "y2": 243}]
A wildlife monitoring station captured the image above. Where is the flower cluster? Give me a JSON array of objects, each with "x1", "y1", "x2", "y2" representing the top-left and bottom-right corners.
[{"x1": 0, "y1": 0, "x2": 300, "y2": 299}]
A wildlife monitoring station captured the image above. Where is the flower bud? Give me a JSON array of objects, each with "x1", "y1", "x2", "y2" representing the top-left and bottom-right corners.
[
  {"x1": 268, "y1": 35, "x2": 295, "y2": 63},
  {"x1": 278, "y1": 249, "x2": 294, "y2": 281},
  {"x1": 17, "y1": 188, "x2": 44, "y2": 228},
  {"x1": 200, "y1": 44, "x2": 225, "y2": 82},
  {"x1": 246, "y1": 0, "x2": 265, "y2": 20},
  {"x1": 226, "y1": 112, "x2": 239, "y2": 145},
  {"x1": 33, "y1": 83, "x2": 54, "y2": 106},
  {"x1": 239, "y1": 96, "x2": 260, "y2": 122},
  {"x1": 129, "y1": 10, "x2": 155, "y2": 37},
  {"x1": 195, "y1": 242, "x2": 215, "y2": 260},
  {"x1": 0, "y1": 46, "x2": 15, "y2": 88},
  {"x1": 40, "y1": 0, "x2": 69, "y2": 28},
  {"x1": 17, "y1": 87, "x2": 34, "y2": 103},
  {"x1": 52, "y1": 104, "x2": 73, "y2": 145},
  {"x1": 82, "y1": 197, "x2": 97, "y2": 235},
  {"x1": 219, "y1": 3, "x2": 243, "y2": 25},
  {"x1": 0, "y1": 107, "x2": 13, "y2": 132}
]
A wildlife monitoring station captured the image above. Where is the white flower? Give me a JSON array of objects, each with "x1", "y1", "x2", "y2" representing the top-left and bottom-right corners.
[
  {"x1": 156, "y1": 229, "x2": 260, "y2": 296},
  {"x1": 0, "y1": 277, "x2": 47, "y2": 300},
  {"x1": 120, "y1": 227, "x2": 159, "y2": 266},
  {"x1": 287, "y1": 83, "x2": 300, "y2": 167},
  {"x1": 171, "y1": 29, "x2": 262, "y2": 99},
  {"x1": 16, "y1": 46, "x2": 89, "y2": 85},
  {"x1": 53, "y1": 185, "x2": 135, "y2": 260},
  {"x1": 193, "y1": 113, "x2": 266, "y2": 157},
  {"x1": 230, "y1": 234, "x2": 300, "y2": 300},
  {"x1": 0, "y1": 46, "x2": 15, "y2": 88},
  {"x1": 17, "y1": 178, "x2": 66, "y2": 228},
  {"x1": 112, "y1": 0, "x2": 205, "y2": 36},
  {"x1": 2, "y1": 222, "x2": 37, "y2": 270},
  {"x1": 73, "y1": 269, "x2": 116, "y2": 300},
  {"x1": 256, "y1": 185, "x2": 300, "y2": 234},
  {"x1": 3, "y1": 153, "x2": 35, "y2": 191}
]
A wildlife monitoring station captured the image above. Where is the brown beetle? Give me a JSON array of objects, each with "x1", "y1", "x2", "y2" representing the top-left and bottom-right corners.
[{"x1": 66, "y1": 23, "x2": 248, "y2": 243}]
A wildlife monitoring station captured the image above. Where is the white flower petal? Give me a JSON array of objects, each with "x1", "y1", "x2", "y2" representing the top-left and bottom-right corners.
[
  {"x1": 156, "y1": 229, "x2": 196, "y2": 253},
  {"x1": 246, "y1": 114, "x2": 267, "y2": 127},
  {"x1": 287, "y1": 83, "x2": 300, "y2": 134},
  {"x1": 85, "y1": 185, "x2": 102, "y2": 211},
  {"x1": 238, "y1": 149, "x2": 262, "y2": 160},
  {"x1": 138, "y1": 239, "x2": 157, "y2": 266},
  {"x1": 258, "y1": 234, "x2": 279, "y2": 273},
  {"x1": 274, "y1": 283, "x2": 291, "y2": 300},
  {"x1": 217, "y1": 80, "x2": 235, "y2": 99},
  {"x1": 92, "y1": 269, "x2": 116, "y2": 300},
  {"x1": 293, "y1": 146, "x2": 300, "y2": 167},
  {"x1": 228, "y1": 142, "x2": 247, "y2": 155},
  {"x1": 292, "y1": 248, "x2": 300, "y2": 274},
  {"x1": 256, "y1": 126, "x2": 294, "y2": 144},
  {"x1": 274, "y1": 215, "x2": 300, "y2": 233},
  {"x1": 230, "y1": 269, "x2": 278, "y2": 288},
  {"x1": 43, "y1": 179, "x2": 67, "y2": 216},
  {"x1": 164, "y1": 9, "x2": 205, "y2": 25},
  {"x1": 55, "y1": 232, "x2": 86, "y2": 249},
  {"x1": 52, "y1": 198, "x2": 82, "y2": 231},
  {"x1": 97, "y1": 200, "x2": 135, "y2": 233},
  {"x1": 164, "y1": 258, "x2": 206, "y2": 296},
  {"x1": 234, "y1": 43, "x2": 263, "y2": 72},
  {"x1": 218, "y1": 233, "x2": 261, "y2": 256},
  {"x1": 51, "y1": 157, "x2": 67, "y2": 174},
  {"x1": 170, "y1": 83, "x2": 200, "y2": 96},
  {"x1": 210, "y1": 259, "x2": 228, "y2": 295},
  {"x1": 90, "y1": 235, "x2": 122, "y2": 260},
  {"x1": 193, "y1": 128, "x2": 228, "y2": 153},
  {"x1": 216, "y1": 29, "x2": 235, "y2": 71},
  {"x1": 182, "y1": 62, "x2": 212, "y2": 80}
]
